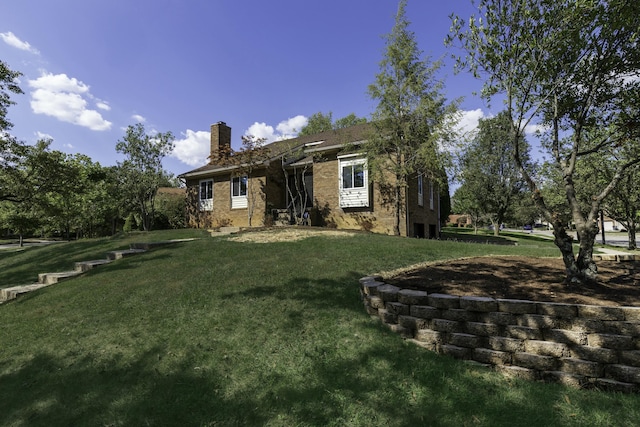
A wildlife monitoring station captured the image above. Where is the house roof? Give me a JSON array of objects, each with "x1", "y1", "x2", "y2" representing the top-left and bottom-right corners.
[{"x1": 179, "y1": 122, "x2": 373, "y2": 179}]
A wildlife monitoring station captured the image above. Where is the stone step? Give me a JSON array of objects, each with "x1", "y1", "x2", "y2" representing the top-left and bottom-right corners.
[
  {"x1": 107, "y1": 248, "x2": 146, "y2": 260},
  {"x1": 38, "y1": 270, "x2": 83, "y2": 285},
  {"x1": 1, "y1": 283, "x2": 50, "y2": 303},
  {"x1": 75, "y1": 259, "x2": 113, "y2": 272}
]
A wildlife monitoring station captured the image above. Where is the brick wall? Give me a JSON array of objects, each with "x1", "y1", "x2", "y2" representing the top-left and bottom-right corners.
[{"x1": 360, "y1": 258, "x2": 640, "y2": 393}]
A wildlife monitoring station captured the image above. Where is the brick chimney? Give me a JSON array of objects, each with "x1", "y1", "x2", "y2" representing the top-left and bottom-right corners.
[{"x1": 210, "y1": 121, "x2": 231, "y2": 163}]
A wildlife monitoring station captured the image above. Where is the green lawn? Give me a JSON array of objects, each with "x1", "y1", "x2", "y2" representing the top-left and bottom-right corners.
[{"x1": 0, "y1": 229, "x2": 637, "y2": 426}]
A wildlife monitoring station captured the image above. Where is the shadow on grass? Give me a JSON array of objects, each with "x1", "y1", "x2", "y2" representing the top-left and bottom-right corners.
[{"x1": 0, "y1": 348, "x2": 268, "y2": 426}]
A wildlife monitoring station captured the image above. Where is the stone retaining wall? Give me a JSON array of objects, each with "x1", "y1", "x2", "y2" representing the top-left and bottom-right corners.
[{"x1": 360, "y1": 263, "x2": 640, "y2": 392}]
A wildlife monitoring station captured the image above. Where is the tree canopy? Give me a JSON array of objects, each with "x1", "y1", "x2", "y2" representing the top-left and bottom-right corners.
[
  {"x1": 367, "y1": 0, "x2": 458, "y2": 235},
  {"x1": 450, "y1": 0, "x2": 640, "y2": 283}
]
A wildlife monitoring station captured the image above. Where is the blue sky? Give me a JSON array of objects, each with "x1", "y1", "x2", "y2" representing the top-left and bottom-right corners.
[{"x1": 1, "y1": 0, "x2": 495, "y2": 178}]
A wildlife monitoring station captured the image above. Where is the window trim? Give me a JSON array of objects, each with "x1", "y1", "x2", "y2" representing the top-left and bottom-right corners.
[
  {"x1": 199, "y1": 179, "x2": 213, "y2": 211},
  {"x1": 231, "y1": 175, "x2": 248, "y2": 209},
  {"x1": 338, "y1": 155, "x2": 369, "y2": 208}
]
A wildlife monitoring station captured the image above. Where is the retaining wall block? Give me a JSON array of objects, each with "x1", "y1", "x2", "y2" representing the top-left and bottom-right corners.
[
  {"x1": 427, "y1": 293, "x2": 460, "y2": 309},
  {"x1": 359, "y1": 275, "x2": 382, "y2": 285},
  {"x1": 606, "y1": 321, "x2": 640, "y2": 337},
  {"x1": 513, "y1": 352, "x2": 558, "y2": 371},
  {"x1": 397, "y1": 289, "x2": 429, "y2": 305},
  {"x1": 487, "y1": 336, "x2": 524, "y2": 353},
  {"x1": 587, "y1": 333, "x2": 635, "y2": 350},
  {"x1": 571, "y1": 345, "x2": 619, "y2": 364},
  {"x1": 578, "y1": 305, "x2": 626, "y2": 321},
  {"x1": 537, "y1": 302, "x2": 578, "y2": 318},
  {"x1": 460, "y1": 296, "x2": 497, "y2": 312},
  {"x1": 465, "y1": 321, "x2": 502, "y2": 337},
  {"x1": 369, "y1": 296, "x2": 385, "y2": 309},
  {"x1": 560, "y1": 358, "x2": 604, "y2": 377},
  {"x1": 398, "y1": 315, "x2": 429, "y2": 331},
  {"x1": 441, "y1": 344, "x2": 471, "y2": 359},
  {"x1": 386, "y1": 302, "x2": 409, "y2": 316},
  {"x1": 477, "y1": 312, "x2": 517, "y2": 326},
  {"x1": 441, "y1": 308, "x2": 477, "y2": 322},
  {"x1": 497, "y1": 299, "x2": 537, "y2": 314},
  {"x1": 543, "y1": 328, "x2": 587, "y2": 345},
  {"x1": 620, "y1": 350, "x2": 640, "y2": 367},
  {"x1": 517, "y1": 314, "x2": 557, "y2": 329},
  {"x1": 472, "y1": 348, "x2": 512, "y2": 365},
  {"x1": 449, "y1": 333, "x2": 483, "y2": 348},
  {"x1": 524, "y1": 340, "x2": 571, "y2": 358},
  {"x1": 622, "y1": 307, "x2": 640, "y2": 322},
  {"x1": 605, "y1": 364, "x2": 640, "y2": 384},
  {"x1": 361, "y1": 282, "x2": 384, "y2": 296},
  {"x1": 570, "y1": 318, "x2": 605, "y2": 333},
  {"x1": 505, "y1": 325, "x2": 543, "y2": 340},
  {"x1": 410, "y1": 305, "x2": 441, "y2": 320},
  {"x1": 414, "y1": 329, "x2": 442, "y2": 345},
  {"x1": 378, "y1": 309, "x2": 398, "y2": 325},
  {"x1": 377, "y1": 284, "x2": 401, "y2": 302},
  {"x1": 431, "y1": 319, "x2": 462, "y2": 333}
]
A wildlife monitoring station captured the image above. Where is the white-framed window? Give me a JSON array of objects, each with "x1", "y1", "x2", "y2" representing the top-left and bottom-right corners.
[
  {"x1": 338, "y1": 155, "x2": 369, "y2": 208},
  {"x1": 417, "y1": 174, "x2": 424, "y2": 207},
  {"x1": 231, "y1": 176, "x2": 248, "y2": 209},
  {"x1": 199, "y1": 179, "x2": 213, "y2": 211}
]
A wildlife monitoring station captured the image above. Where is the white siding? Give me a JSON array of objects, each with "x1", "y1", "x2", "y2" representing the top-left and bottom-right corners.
[{"x1": 338, "y1": 156, "x2": 369, "y2": 208}]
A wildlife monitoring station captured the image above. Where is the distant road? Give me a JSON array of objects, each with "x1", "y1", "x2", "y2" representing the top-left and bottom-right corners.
[
  {"x1": 0, "y1": 240, "x2": 63, "y2": 250},
  {"x1": 513, "y1": 228, "x2": 638, "y2": 249}
]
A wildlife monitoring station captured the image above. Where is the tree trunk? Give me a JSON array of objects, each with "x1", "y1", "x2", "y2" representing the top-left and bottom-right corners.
[
  {"x1": 552, "y1": 220, "x2": 599, "y2": 284},
  {"x1": 394, "y1": 182, "x2": 401, "y2": 236},
  {"x1": 627, "y1": 218, "x2": 637, "y2": 250}
]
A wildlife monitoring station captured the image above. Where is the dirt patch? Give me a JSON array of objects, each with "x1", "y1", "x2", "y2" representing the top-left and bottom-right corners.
[
  {"x1": 385, "y1": 256, "x2": 640, "y2": 307},
  {"x1": 228, "y1": 228, "x2": 358, "y2": 243}
]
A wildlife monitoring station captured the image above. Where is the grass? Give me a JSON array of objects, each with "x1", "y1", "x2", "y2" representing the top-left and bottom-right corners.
[{"x1": 0, "y1": 228, "x2": 638, "y2": 426}]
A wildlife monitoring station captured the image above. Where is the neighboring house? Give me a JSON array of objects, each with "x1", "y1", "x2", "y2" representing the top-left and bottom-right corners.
[{"x1": 178, "y1": 121, "x2": 440, "y2": 238}]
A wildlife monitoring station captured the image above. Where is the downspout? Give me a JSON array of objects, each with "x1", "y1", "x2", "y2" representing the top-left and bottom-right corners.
[
  {"x1": 437, "y1": 187, "x2": 441, "y2": 238},
  {"x1": 405, "y1": 185, "x2": 410, "y2": 237}
]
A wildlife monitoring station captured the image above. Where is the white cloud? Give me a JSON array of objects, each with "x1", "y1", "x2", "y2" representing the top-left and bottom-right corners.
[
  {"x1": 0, "y1": 31, "x2": 39, "y2": 54},
  {"x1": 96, "y1": 101, "x2": 111, "y2": 111},
  {"x1": 276, "y1": 115, "x2": 308, "y2": 138},
  {"x1": 523, "y1": 123, "x2": 548, "y2": 135},
  {"x1": 63, "y1": 143, "x2": 74, "y2": 149},
  {"x1": 131, "y1": 114, "x2": 146, "y2": 123},
  {"x1": 172, "y1": 129, "x2": 211, "y2": 167},
  {"x1": 455, "y1": 109, "x2": 485, "y2": 141},
  {"x1": 35, "y1": 131, "x2": 54, "y2": 141},
  {"x1": 244, "y1": 115, "x2": 308, "y2": 143},
  {"x1": 245, "y1": 122, "x2": 276, "y2": 142},
  {"x1": 28, "y1": 72, "x2": 112, "y2": 131}
]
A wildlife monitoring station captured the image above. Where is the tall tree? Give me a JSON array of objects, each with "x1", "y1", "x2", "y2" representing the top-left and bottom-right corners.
[
  {"x1": 0, "y1": 60, "x2": 28, "y2": 204},
  {"x1": 367, "y1": 0, "x2": 458, "y2": 235},
  {"x1": 299, "y1": 112, "x2": 367, "y2": 136},
  {"x1": 116, "y1": 123, "x2": 175, "y2": 231},
  {"x1": 299, "y1": 112, "x2": 333, "y2": 136},
  {"x1": 450, "y1": 0, "x2": 640, "y2": 283},
  {"x1": 458, "y1": 111, "x2": 531, "y2": 235}
]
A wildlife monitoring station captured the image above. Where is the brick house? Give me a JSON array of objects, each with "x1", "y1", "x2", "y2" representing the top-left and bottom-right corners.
[{"x1": 179, "y1": 121, "x2": 440, "y2": 238}]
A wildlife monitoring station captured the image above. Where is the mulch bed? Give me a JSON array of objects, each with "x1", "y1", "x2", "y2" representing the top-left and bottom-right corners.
[{"x1": 385, "y1": 256, "x2": 640, "y2": 307}]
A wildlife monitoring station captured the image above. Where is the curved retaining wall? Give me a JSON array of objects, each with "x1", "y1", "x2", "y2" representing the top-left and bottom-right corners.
[{"x1": 360, "y1": 266, "x2": 640, "y2": 392}]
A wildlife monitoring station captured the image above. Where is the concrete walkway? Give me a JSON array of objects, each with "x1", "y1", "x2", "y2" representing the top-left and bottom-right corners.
[{"x1": 0, "y1": 239, "x2": 195, "y2": 304}]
